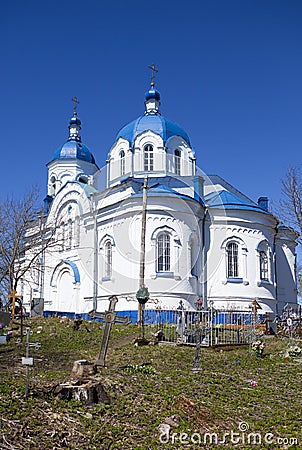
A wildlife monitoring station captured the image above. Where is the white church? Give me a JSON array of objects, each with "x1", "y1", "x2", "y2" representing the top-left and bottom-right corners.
[{"x1": 22, "y1": 78, "x2": 298, "y2": 321}]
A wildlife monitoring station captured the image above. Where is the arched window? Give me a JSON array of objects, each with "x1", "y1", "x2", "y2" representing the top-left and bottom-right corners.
[
  {"x1": 104, "y1": 241, "x2": 112, "y2": 278},
  {"x1": 120, "y1": 150, "x2": 125, "y2": 176},
  {"x1": 226, "y1": 242, "x2": 239, "y2": 278},
  {"x1": 50, "y1": 176, "x2": 56, "y2": 196},
  {"x1": 78, "y1": 175, "x2": 88, "y2": 184},
  {"x1": 259, "y1": 251, "x2": 269, "y2": 281},
  {"x1": 157, "y1": 233, "x2": 170, "y2": 272},
  {"x1": 257, "y1": 240, "x2": 270, "y2": 283},
  {"x1": 174, "y1": 149, "x2": 181, "y2": 175},
  {"x1": 144, "y1": 144, "x2": 154, "y2": 171}
]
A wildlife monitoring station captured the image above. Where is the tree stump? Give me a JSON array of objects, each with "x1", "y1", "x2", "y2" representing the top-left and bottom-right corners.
[
  {"x1": 55, "y1": 380, "x2": 111, "y2": 405},
  {"x1": 54, "y1": 359, "x2": 110, "y2": 405},
  {"x1": 71, "y1": 360, "x2": 97, "y2": 378}
]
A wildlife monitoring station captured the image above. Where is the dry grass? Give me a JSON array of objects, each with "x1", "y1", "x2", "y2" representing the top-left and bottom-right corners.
[{"x1": 0, "y1": 317, "x2": 301, "y2": 449}]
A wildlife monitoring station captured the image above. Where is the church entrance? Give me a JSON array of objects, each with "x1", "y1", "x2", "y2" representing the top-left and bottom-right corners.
[{"x1": 56, "y1": 268, "x2": 75, "y2": 313}]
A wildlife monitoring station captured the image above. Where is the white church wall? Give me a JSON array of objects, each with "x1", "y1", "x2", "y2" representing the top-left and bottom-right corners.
[
  {"x1": 47, "y1": 159, "x2": 98, "y2": 196},
  {"x1": 165, "y1": 136, "x2": 195, "y2": 177},
  {"x1": 275, "y1": 229, "x2": 298, "y2": 313},
  {"x1": 107, "y1": 137, "x2": 132, "y2": 185},
  {"x1": 89, "y1": 193, "x2": 204, "y2": 311},
  {"x1": 205, "y1": 209, "x2": 278, "y2": 312}
]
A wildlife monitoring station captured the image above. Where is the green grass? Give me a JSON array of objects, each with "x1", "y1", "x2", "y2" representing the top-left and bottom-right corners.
[{"x1": 0, "y1": 317, "x2": 301, "y2": 449}]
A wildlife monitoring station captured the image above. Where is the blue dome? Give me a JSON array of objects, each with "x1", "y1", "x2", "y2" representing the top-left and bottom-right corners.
[
  {"x1": 115, "y1": 114, "x2": 191, "y2": 146},
  {"x1": 145, "y1": 88, "x2": 160, "y2": 102},
  {"x1": 69, "y1": 115, "x2": 81, "y2": 127},
  {"x1": 52, "y1": 140, "x2": 96, "y2": 164}
]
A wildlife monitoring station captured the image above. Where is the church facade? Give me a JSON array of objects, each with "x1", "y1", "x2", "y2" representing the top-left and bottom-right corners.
[{"x1": 21, "y1": 82, "x2": 298, "y2": 320}]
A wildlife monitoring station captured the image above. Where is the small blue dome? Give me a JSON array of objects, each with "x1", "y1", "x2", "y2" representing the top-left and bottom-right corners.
[
  {"x1": 52, "y1": 140, "x2": 96, "y2": 164},
  {"x1": 145, "y1": 88, "x2": 160, "y2": 102},
  {"x1": 115, "y1": 114, "x2": 191, "y2": 146},
  {"x1": 69, "y1": 115, "x2": 81, "y2": 126},
  {"x1": 52, "y1": 111, "x2": 96, "y2": 164}
]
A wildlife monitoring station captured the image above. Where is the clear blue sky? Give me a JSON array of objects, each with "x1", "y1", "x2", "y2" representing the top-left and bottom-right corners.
[{"x1": 0, "y1": 0, "x2": 301, "y2": 207}]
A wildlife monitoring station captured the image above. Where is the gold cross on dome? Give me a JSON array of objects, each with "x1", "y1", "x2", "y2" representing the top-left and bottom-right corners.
[
  {"x1": 71, "y1": 96, "x2": 80, "y2": 114},
  {"x1": 147, "y1": 64, "x2": 159, "y2": 87}
]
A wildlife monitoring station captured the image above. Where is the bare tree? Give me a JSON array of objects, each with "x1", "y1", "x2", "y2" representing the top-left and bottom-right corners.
[
  {"x1": 279, "y1": 167, "x2": 302, "y2": 299},
  {"x1": 0, "y1": 188, "x2": 58, "y2": 303},
  {"x1": 279, "y1": 166, "x2": 302, "y2": 242}
]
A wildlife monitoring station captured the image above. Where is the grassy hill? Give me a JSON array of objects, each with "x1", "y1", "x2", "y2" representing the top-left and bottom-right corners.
[{"x1": 0, "y1": 317, "x2": 301, "y2": 449}]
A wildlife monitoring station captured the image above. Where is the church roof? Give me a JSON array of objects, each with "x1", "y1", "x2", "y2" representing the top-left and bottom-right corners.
[
  {"x1": 204, "y1": 189, "x2": 269, "y2": 213},
  {"x1": 115, "y1": 114, "x2": 191, "y2": 146},
  {"x1": 114, "y1": 84, "x2": 191, "y2": 146},
  {"x1": 131, "y1": 182, "x2": 204, "y2": 205},
  {"x1": 52, "y1": 141, "x2": 96, "y2": 164},
  {"x1": 51, "y1": 110, "x2": 96, "y2": 164}
]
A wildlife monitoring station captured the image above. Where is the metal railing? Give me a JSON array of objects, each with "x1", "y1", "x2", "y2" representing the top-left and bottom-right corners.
[{"x1": 144, "y1": 307, "x2": 261, "y2": 347}]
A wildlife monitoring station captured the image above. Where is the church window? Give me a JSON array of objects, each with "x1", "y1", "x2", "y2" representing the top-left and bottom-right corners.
[
  {"x1": 174, "y1": 149, "x2": 181, "y2": 175},
  {"x1": 191, "y1": 158, "x2": 196, "y2": 176},
  {"x1": 144, "y1": 145, "x2": 154, "y2": 171},
  {"x1": 157, "y1": 233, "x2": 170, "y2": 272},
  {"x1": 226, "y1": 242, "x2": 239, "y2": 278},
  {"x1": 50, "y1": 176, "x2": 56, "y2": 196},
  {"x1": 120, "y1": 150, "x2": 125, "y2": 176},
  {"x1": 78, "y1": 175, "x2": 88, "y2": 184},
  {"x1": 259, "y1": 251, "x2": 269, "y2": 281},
  {"x1": 104, "y1": 241, "x2": 112, "y2": 278},
  {"x1": 257, "y1": 241, "x2": 270, "y2": 283}
]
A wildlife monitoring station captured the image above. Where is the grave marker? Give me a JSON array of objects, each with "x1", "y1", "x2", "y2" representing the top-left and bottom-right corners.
[
  {"x1": 88, "y1": 295, "x2": 131, "y2": 366},
  {"x1": 22, "y1": 328, "x2": 40, "y2": 398},
  {"x1": 6, "y1": 290, "x2": 23, "y2": 321},
  {"x1": 191, "y1": 323, "x2": 203, "y2": 372}
]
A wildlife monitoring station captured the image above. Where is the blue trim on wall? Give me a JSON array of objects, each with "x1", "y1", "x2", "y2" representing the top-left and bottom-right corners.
[
  {"x1": 43, "y1": 309, "x2": 178, "y2": 324},
  {"x1": 43, "y1": 309, "x2": 268, "y2": 326},
  {"x1": 63, "y1": 260, "x2": 80, "y2": 282}
]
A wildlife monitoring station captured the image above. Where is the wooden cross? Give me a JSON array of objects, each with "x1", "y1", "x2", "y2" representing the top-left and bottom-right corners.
[
  {"x1": 71, "y1": 96, "x2": 80, "y2": 114},
  {"x1": 88, "y1": 296, "x2": 131, "y2": 366},
  {"x1": 147, "y1": 63, "x2": 159, "y2": 87},
  {"x1": 6, "y1": 290, "x2": 22, "y2": 321}
]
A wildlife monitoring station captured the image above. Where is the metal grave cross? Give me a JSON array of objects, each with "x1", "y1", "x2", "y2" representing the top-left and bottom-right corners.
[
  {"x1": 88, "y1": 295, "x2": 131, "y2": 366},
  {"x1": 251, "y1": 298, "x2": 262, "y2": 333},
  {"x1": 191, "y1": 323, "x2": 203, "y2": 372}
]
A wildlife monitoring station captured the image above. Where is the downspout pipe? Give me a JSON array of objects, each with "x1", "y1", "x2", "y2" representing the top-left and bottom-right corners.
[
  {"x1": 89, "y1": 193, "x2": 98, "y2": 311},
  {"x1": 273, "y1": 219, "x2": 279, "y2": 318},
  {"x1": 201, "y1": 208, "x2": 208, "y2": 308}
]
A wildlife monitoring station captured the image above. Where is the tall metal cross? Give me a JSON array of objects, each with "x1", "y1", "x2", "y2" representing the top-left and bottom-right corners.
[
  {"x1": 88, "y1": 295, "x2": 131, "y2": 366},
  {"x1": 147, "y1": 64, "x2": 159, "y2": 87},
  {"x1": 71, "y1": 96, "x2": 80, "y2": 114},
  {"x1": 192, "y1": 323, "x2": 203, "y2": 372},
  {"x1": 251, "y1": 298, "x2": 262, "y2": 332}
]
